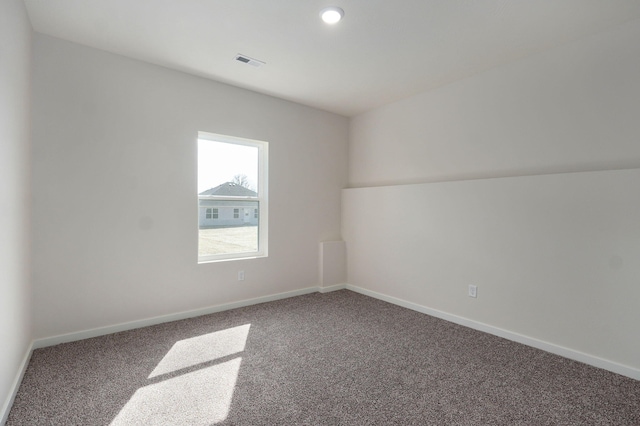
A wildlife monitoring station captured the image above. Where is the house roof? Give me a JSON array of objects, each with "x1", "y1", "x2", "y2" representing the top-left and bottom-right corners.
[{"x1": 199, "y1": 182, "x2": 257, "y2": 197}]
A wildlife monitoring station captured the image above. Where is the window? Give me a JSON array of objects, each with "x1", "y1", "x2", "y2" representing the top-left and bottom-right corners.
[
  {"x1": 205, "y1": 208, "x2": 219, "y2": 220},
  {"x1": 197, "y1": 132, "x2": 268, "y2": 262}
]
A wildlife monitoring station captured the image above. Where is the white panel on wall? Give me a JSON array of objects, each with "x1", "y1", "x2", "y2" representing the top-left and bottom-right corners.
[
  {"x1": 319, "y1": 240, "x2": 346, "y2": 288},
  {"x1": 343, "y1": 169, "x2": 640, "y2": 373}
]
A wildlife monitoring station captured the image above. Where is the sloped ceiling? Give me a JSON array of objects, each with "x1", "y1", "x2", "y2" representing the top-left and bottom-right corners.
[{"x1": 23, "y1": 0, "x2": 640, "y2": 116}]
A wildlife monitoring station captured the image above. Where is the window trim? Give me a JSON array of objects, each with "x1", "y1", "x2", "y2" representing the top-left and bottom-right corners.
[{"x1": 197, "y1": 131, "x2": 268, "y2": 263}]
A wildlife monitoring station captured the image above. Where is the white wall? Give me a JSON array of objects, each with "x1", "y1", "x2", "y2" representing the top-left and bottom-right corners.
[
  {"x1": 31, "y1": 35, "x2": 348, "y2": 339},
  {"x1": 350, "y1": 19, "x2": 640, "y2": 187},
  {"x1": 345, "y1": 19, "x2": 640, "y2": 376},
  {"x1": 343, "y1": 170, "x2": 640, "y2": 374},
  {"x1": 0, "y1": 0, "x2": 32, "y2": 420}
]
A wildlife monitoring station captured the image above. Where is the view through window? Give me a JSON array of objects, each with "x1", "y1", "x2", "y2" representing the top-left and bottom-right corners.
[{"x1": 197, "y1": 132, "x2": 268, "y2": 262}]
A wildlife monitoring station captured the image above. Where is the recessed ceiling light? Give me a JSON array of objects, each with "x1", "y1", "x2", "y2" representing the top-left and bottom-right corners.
[{"x1": 320, "y1": 6, "x2": 344, "y2": 24}]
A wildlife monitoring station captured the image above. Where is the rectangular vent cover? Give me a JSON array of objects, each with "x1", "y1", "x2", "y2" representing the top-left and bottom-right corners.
[{"x1": 235, "y1": 54, "x2": 265, "y2": 68}]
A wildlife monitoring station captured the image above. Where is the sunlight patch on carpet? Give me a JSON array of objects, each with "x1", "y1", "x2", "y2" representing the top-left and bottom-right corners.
[
  {"x1": 110, "y1": 357, "x2": 243, "y2": 425},
  {"x1": 110, "y1": 324, "x2": 251, "y2": 425},
  {"x1": 149, "y1": 324, "x2": 250, "y2": 379}
]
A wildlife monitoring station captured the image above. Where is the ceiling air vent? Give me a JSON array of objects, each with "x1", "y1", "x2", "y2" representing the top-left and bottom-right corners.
[{"x1": 235, "y1": 54, "x2": 265, "y2": 68}]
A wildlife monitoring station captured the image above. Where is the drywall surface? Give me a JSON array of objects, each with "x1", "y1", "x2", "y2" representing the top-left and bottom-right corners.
[
  {"x1": 31, "y1": 35, "x2": 348, "y2": 339},
  {"x1": 319, "y1": 241, "x2": 346, "y2": 288},
  {"x1": 345, "y1": 19, "x2": 640, "y2": 374},
  {"x1": 349, "y1": 19, "x2": 640, "y2": 187},
  {"x1": 343, "y1": 169, "x2": 640, "y2": 371},
  {"x1": 0, "y1": 0, "x2": 32, "y2": 419}
]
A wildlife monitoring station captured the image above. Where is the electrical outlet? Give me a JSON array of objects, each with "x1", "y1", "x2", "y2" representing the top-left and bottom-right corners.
[
  {"x1": 468, "y1": 285, "x2": 477, "y2": 298},
  {"x1": 238, "y1": 270, "x2": 245, "y2": 281}
]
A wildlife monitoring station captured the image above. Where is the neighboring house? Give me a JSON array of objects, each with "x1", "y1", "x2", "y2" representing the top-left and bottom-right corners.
[{"x1": 198, "y1": 182, "x2": 259, "y2": 228}]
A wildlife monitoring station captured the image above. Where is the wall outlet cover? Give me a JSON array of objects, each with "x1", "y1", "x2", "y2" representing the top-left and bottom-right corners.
[{"x1": 468, "y1": 285, "x2": 477, "y2": 298}]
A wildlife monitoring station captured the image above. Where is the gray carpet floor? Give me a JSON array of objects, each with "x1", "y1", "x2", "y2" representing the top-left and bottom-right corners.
[{"x1": 7, "y1": 290, "x2": 640, "y2": 425}]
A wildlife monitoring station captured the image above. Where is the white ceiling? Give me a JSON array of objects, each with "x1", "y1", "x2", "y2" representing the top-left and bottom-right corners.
[{"x1": 23, "y1": 0, "x2": 640, "y2": 117}]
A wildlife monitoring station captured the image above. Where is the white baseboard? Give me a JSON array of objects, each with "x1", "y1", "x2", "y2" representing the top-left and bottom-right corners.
[
  {"x1": 1, "y1": 342, "x2": 33, "y2": 425},
  {"x1": 346, "y1": 284, "x2": 640, "y2": 381},
  {"x1": 16, "y1": 282, "x2": 637, "y2": 423},
  {"x1": 319, "y1": 283, "x2": 347, "y2": 293},
  {"x1": 33, "y1": 286, "x2": 322, "y2": 349}
]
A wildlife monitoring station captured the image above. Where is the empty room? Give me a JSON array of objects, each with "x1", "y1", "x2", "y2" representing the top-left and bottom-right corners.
[{"x1": 2, "y1": 0, "x2": 640, "y2": 424}]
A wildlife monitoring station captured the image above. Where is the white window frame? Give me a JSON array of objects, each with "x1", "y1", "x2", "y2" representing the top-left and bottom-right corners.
[{"x1": 198, "y1": 131, "x2": 268, "y2": 263}]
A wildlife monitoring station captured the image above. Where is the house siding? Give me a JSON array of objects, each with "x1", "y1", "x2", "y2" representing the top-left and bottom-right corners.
[{"x1": 198, "y1": 200, "x2": 258, "y2": 227}]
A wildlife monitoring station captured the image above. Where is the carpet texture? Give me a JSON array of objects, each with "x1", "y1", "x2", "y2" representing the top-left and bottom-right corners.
[{"x1": 7, "y1": 290, "x2": 640, "y2": 425}]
